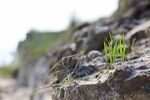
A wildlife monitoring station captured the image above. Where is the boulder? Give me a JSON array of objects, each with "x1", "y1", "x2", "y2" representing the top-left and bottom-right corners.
[{"x1": 51, "y1": 48, "x2": 150, "y2": 100}]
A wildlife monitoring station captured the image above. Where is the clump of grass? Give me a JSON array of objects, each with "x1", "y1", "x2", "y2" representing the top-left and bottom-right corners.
[
  {"x1": 104, "y1": 33, "x2": 127, "y2": 63},
  {"x1": 60, "y1": 74, "x2": 73, "y2": 86},
  {"x1": 104, "y1": 34, "x2": 118, "y2": 63},
  {"x1": 119, "y1": 34, "x2": 126, "y2": 61}
]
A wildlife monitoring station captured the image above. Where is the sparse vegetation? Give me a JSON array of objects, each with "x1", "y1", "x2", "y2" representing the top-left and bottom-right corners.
[
  {"x1": 118, "y1": 34, "x2": 126, "y2": 61},
  {"x1": 19, "y1": 31, "x2": 63, "y2": 59},
  {"x1": 0, "y1": 65, "x2": 16, "y2": 78},
  {"x1": 104, "y1": 33, "x2": 127, "y2": 63},
  {"x1": 60, "y1": 74, "x2": 73, "y2": 86}
]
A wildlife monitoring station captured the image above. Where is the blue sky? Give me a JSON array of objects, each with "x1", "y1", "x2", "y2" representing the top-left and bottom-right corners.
[{"x1": 0, "y1": 0, "x2": 118, "y2": 65}]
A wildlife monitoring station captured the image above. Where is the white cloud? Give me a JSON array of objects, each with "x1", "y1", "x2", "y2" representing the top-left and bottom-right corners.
[{"x1": 0, "y1": 0, "x2": 118, "y2": 65}]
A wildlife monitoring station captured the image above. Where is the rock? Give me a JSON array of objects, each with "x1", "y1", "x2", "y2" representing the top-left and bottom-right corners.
[
  {"x1": 125, "y1": 20, "x2": 150, "y2": 44},
  {"x1": 110, "y1": 65, "x2": 134, "y2": 81},
  {"x1": 47, "y1": 53, "x2": 99, "y2": 83},
  {"x1": 17, "y1": 59, "x2": 37, "y2": 87},
  {"x1": 17, "y1": 56, "x2": 51, "y2": 100},
  {"x1": 30, "y1": 56, "x2": 51, "y2": 88},
  {"x1": 51, "y1": 52, "x2": 150, "y2": 100},
  {"x1": 114, "y1": 0, "x2": 150, "y2": 20},
  {"x1": 111, "y1": 18, "x2": 142, "y2": 34},
  {"x1": 72, "y1": 65, "x2": 97, "y2": 79},
  {"x1": 72, "y1": 22, "x2": 90, "y2": 32},
  {"x1": 87, "y1": 50, "x2": 102, "y2": 61},
  {"x1": 49, "y1": 43, "x2": 77, "y2": 68},
  {"x1": 85, "y1": 26, "x2": 110, "y2": 52},
  {"x1": 74, "y1": 25, "x2": 110, "y2": 53}
]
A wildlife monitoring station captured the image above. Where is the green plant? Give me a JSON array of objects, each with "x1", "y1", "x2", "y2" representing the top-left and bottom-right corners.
[
  {"x1": 118, "y1": 34, "x2": 126, "y2": 61},
  {"x1": 61, "y1": 74, "x2": 73, "y2": 86},
  {"x1": 84, "y1": 75, "x2": 93, "y2": 81},
  {"x1": 104, "y1": 33, "x2": 127, "y2": 63}
]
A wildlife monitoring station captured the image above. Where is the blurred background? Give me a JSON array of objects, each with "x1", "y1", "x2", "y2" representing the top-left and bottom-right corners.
[
  {"x1": 0, "y1": 0, "x2": 118, "y2": 100},
  {"x1": 0, "y1": 0, "x2": 118, "y2": 65}
]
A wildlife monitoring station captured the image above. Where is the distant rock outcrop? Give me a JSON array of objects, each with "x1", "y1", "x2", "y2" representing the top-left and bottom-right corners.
[{"x1": 16, "y1": 30, "x2": 62, "y2": 87}]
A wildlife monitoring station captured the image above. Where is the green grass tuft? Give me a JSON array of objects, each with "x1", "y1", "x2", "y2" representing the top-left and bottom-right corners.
[
  {"x1": 103, "y1": 33, "x2": 127, "y2": 63},
  {"x1": 118, "y1": 34, "x2": 126, "y2": 61},
  {"x1": 60, "y1": 74, "x2": 73, "y2": 86}
]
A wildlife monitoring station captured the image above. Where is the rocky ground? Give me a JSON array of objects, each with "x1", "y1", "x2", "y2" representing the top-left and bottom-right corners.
[{"x1": 49, "y1": 39, "x2": 150, "y2": 100}]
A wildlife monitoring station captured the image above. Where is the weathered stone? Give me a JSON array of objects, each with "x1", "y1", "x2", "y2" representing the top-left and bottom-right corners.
[
  {"x1": 51, "y1": 53, "x2": 150, "y2": 100},
  {"x1": 126, "y1": 20, "x2": 150, "y2": 44},
  {"x1": 87, "y1": 50, "x2": 102, "y2": 61},
  {"x1": 73, "y1": 25, "x2": 110, "y2": 53}
]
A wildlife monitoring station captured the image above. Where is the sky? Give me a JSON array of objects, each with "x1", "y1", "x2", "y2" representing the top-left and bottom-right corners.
[{"x1": 0, "y1": 0, "x2": 118, "y2": 65}]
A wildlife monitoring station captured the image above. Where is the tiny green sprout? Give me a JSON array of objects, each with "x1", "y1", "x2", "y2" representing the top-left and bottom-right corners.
[
  {"x1": 103, "y1": 33, "x2": 127, "y2": 63},
  {"x1": 104, "y1": 41, "x2": 108, "y2": 62},
  {"x1": 113, "y1": 40, "x2": 118, "y2": 62},
  {"x1": 104, "y1": 33, "x2": 115, "y2": 63},
  {"x1": 61, "y1": 74, "x2": 73, "y2": 86}
]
